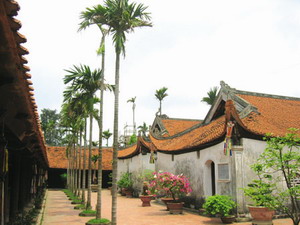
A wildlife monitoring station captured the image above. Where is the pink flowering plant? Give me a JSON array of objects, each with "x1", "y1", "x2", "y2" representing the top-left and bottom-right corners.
[{"x1": 148, "y1": 171, "x2": 192, "y2": 201}]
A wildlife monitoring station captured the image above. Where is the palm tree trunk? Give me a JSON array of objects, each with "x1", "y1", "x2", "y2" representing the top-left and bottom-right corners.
[
  {"x1": 82, "y1": 119, "x2": 87, "y2": 202},
  {"x1": 111, "y1": 51, "x2": 120, "y2": 225},
  {"x1": 87, "y1": 113, "x2": 93, "y2": 209},
  {"x1": 159, "y1": 100, "x2": 162, "y2": 116},
  {"x1": 78, "y1": 131, "x2": 82, "y2": 198},
  {"x1": 96, "y1": 33, "x2": 105, "y2": 220},
  {"x1": 74, "y1": 141, "x2": 78, "y2": 196},
  {"x1": 133, "y1": 105, "x2": 136, "y2": 135}
]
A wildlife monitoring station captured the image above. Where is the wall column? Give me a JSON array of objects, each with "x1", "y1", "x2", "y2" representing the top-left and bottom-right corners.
[{"x1": 231, "y1": 145, "x2": 245, "y2": 214}]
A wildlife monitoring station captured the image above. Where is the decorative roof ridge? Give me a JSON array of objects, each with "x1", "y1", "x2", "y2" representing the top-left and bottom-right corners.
[
  {"x1": 161, "y1": 117, "x2": 203, "y2": 122},
  {"x1": 235, "y1": 90, "x2": 300, "y2": 101}
]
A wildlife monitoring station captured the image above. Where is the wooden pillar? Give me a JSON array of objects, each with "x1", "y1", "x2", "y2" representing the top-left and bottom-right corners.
[
  {"x1": 0, "y1": 135, "x2": 8, "y2": 225},
  {"x1": 9, "y1": 154, "x2": 21, "y2": 218}
]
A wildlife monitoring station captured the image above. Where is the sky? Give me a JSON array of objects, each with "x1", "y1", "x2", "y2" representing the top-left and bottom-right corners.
[{"x1": 17, "y1": 0, "x2": 300, "y2": 143}]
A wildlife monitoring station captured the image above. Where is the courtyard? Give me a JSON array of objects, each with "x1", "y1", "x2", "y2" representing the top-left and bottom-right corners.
[{"x1": 41, "y1": 189, "x2": 293, "y2": 225}]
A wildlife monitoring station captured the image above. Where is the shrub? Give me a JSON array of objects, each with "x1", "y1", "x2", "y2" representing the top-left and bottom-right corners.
[{"x1": 203, "y1": 195, "x2": 236, "y2": 217}]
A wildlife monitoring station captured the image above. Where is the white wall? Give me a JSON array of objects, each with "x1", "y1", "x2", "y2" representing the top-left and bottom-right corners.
[
  {"x1": 156, "y1": 142, "x2": 233, "y2": 198},
  {"x1": 117, "y1": 137, "x2": 279, "y2": 213}
]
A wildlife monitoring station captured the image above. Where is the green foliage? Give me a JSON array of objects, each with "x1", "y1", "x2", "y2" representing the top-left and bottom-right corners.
[
  {"x1": 91, "y1": 154, "x2": 100, "y2": 164},
  {"x1": 244, "y1": 129, "x2": 300, "y2": 224},
  {"x1": 242, "y1": 164, "x2": 277, "y2": 209},
  {"x1": 72, "y1": 199, "x2": 83, "y2": 204},
  {"x1": 155, "y1": 87, "x2": 168, "y2": 101},
  {"x1": 7, "y1": 208, "x2": 39, "y2": 225},
  {"x1": 203, "y1": 195, "x2": 236, "y2": 217},
  {"x1": 87, "y1": 218, "x2": 111, "y2": 224},
  {"x1": 75, "y1": 204, "x2": 86, "y2": 209},
  {"x1": 80, "y1": 209, "x2": 96, "y2": 214},
  {"x1": 117, "y1": 172, "x2": 133, "y2": 189},
  {"x1": 128, "y1": 133, "x2": 137, "y2": 145},
  {"x1": 138, "y1": 122, "x2": 148, "y2": 137},
  {"x1": 102, "y1": 129, "x2": 112, "y2": 146},
  {"x1": 60, "y1": 173, "x2": 67, "y2": 188},
  {"x1": 141, "y1": 169, "x2": 155, "y2": 182},
  {"x1": 41, "y1": 108, "x2": 64, "y2": 146},
  {"x1": 201, "y1": 86, "x2": 218, "y2": 105}
]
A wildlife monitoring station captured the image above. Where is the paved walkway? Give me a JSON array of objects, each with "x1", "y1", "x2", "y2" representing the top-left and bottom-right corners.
[{"x1": 42, "y1": 189, "x2": 293, "y2": 225}]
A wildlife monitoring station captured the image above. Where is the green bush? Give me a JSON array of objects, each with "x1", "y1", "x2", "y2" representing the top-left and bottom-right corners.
[
  {"x1": 87, "y1": 218, "x2": 111, "y2": 224},
  {"x1": 117, "y1": 172, "x2": 133, "y2": 189},
  {"x1": 203, "y1": 195, "x2": 236, "y2": 217}
]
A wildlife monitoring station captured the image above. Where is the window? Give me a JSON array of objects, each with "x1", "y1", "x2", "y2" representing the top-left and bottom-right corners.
[{"x1": 218, "y1": 163, "x2": 230, "y2": 181}]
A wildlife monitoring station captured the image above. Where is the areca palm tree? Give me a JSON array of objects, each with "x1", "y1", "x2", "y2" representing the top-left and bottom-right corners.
[
  {"x1": 60, "y1": 100, "x2": 83, "y2": 196},
  {"x1": 127, "y1": 97, "x2": 136, "y2": 135},
  {"x1": 201, "y1": 86, "x2": 218, "y2": 105},
  {"x1": 63, "y1": 92, "x2": 90, "y2": 202},
  {"x1": 80, "y1": 1, "x2": 152, "y2": 223},
  {"x1": 155, "y1": 87, "x2": 168, "y2": 116},
  {"x1": 138, "y1": 122, "x2": 148, "y2": 137},
  {"x1": 79, "y1": 10, "x2": 110, "y2": 220},
  {"x1": 102, "y1": 129, "x2": 112, "y2": 146},
  {"x1": 64, "y1": 64, "x2": 102, "y2": 209}
]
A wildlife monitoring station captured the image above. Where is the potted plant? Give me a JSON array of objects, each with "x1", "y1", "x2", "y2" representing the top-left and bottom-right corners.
[
  {"x1": 243, "y1": 164, "x2": 277, "y2": 222},
  {"x1": 139, "y1": 170, "x2": 155, "y2": 207},
  {"x1": 148, "y1": 171, "x2": 192, "y2": 214},
  {"x1": 117, "y1": 172, "x2": 134, "y2": 197},
  {"x1": 203, "y1": 195, "x2": 236, "y2": 224},
  {"x1": 139, "y1": 181, "x2": 153, "y2": 207}
]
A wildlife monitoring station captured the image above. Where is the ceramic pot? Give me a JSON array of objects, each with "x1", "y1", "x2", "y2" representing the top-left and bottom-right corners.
[
  {"x1": 140, "y1": 195, "x2": 152, "y2": 207},
  {"x1": 161, "y1": 197, "x2": 175, "y2": 211},
  {"x1": 166, "y1": 202, "x2": 184, "y2": 214},
  {"x1": 248, "y1": 206, "x2": 275, "y2": 222},
  {"x1": 221, "y1": 215, "x2": 236, "y2": 224}
]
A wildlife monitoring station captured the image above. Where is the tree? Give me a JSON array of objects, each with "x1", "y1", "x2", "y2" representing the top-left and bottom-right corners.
[
  {"x1": 201, "y1": 86, "x2": 218, "y2": 106},
  {"x1": 248, "y1": 129, "x2": 300, "y2": 225},
  {"x1": 64, "y1": 64, "x2": 102, "y2": 210},
  {"x1": 138, "y1": 122, "x2": 148, "y2": 137},
  {"x1": 103, "y1": 129, "x2": 112, "y2": 147},
  {"x1": 40, "y1": 108, "x2": 62, "y2": 146},
  {"x1": 155, "y1": 87, "x2": 168, "y2": 116},
  {"x1": 128, "y1": 133, "x2": 137, "y2": 145},
  {"x1": 80, "y1": 1, "x2": 152, "y2": 224},
  {"x1": 60, "y1": 100, "x2": 84, "y2": 196},
  {"x1": 79, "y1": 9, "x2": 110, "y2": 220},
  {"x1": 127, "y1": 97, "x2": 136, "y2": 134}
]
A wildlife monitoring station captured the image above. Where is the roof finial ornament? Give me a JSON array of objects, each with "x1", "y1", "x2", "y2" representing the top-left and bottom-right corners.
[{"x1": 220, "y1": 81, "x2": 236, "y2": 94}]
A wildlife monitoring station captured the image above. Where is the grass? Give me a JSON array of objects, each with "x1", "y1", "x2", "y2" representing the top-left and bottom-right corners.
[
  {"x1": 87, "y1": 218, "x2": 111, "y2": 224},
  {"x1": 81, "y1": 209, "x2": 96, "y2": 214}
]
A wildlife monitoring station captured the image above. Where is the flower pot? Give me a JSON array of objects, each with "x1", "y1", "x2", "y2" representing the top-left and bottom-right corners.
[
  {"x1": 124, "y1": 188, "x2": 133, "y2": 198},
  {"x1": 166, "y1": 202, "x2": 184, "y2": 214},
  {"x1": 161, "y1": 197, "x2": 175, "y2": 211},
  {"x1": 140, "y1": 195, "x2": 152, "y2": 207},
  {"x1": 120, "y1": 188, "x2": 126, "y2": 196},
  {"x1": 221, "y1": 215, "x2": 236, "y2": 224},
  {"x1": 248, "y1": 206, "x2": 274, "y2": 223}
]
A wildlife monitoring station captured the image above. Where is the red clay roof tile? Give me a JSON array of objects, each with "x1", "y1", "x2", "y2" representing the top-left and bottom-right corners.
[{"x1": 46, "y1": 146, "x2": 113, "y2": 170}]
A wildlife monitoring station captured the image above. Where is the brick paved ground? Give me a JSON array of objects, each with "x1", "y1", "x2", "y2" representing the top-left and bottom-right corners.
[{"x1": 42, "y1": 189, "x2": 293, "y2": 225}]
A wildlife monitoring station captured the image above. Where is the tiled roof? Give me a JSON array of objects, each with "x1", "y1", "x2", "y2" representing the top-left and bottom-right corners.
[
  {"x1": 150, "y1": 116, "x2": 225, "y2": 152},
  {"x1": 47, "y1": 146, "x2": 113, "y2": 170},
  {"x1": 237, "y1": 93, "x2": 300, "y2": 136},
  {"x1": 117, "y1": 83, "x2": 300, "y2": 158},
  {"x1": 1, "y1": 0, "x2": 47, "y2": 166},
  {"x1": 118, "y1": 144, "x2": 138, "y2": 159},
  {"x1": 161, "y1": 118, "x2": 202, "y2": 136}
]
